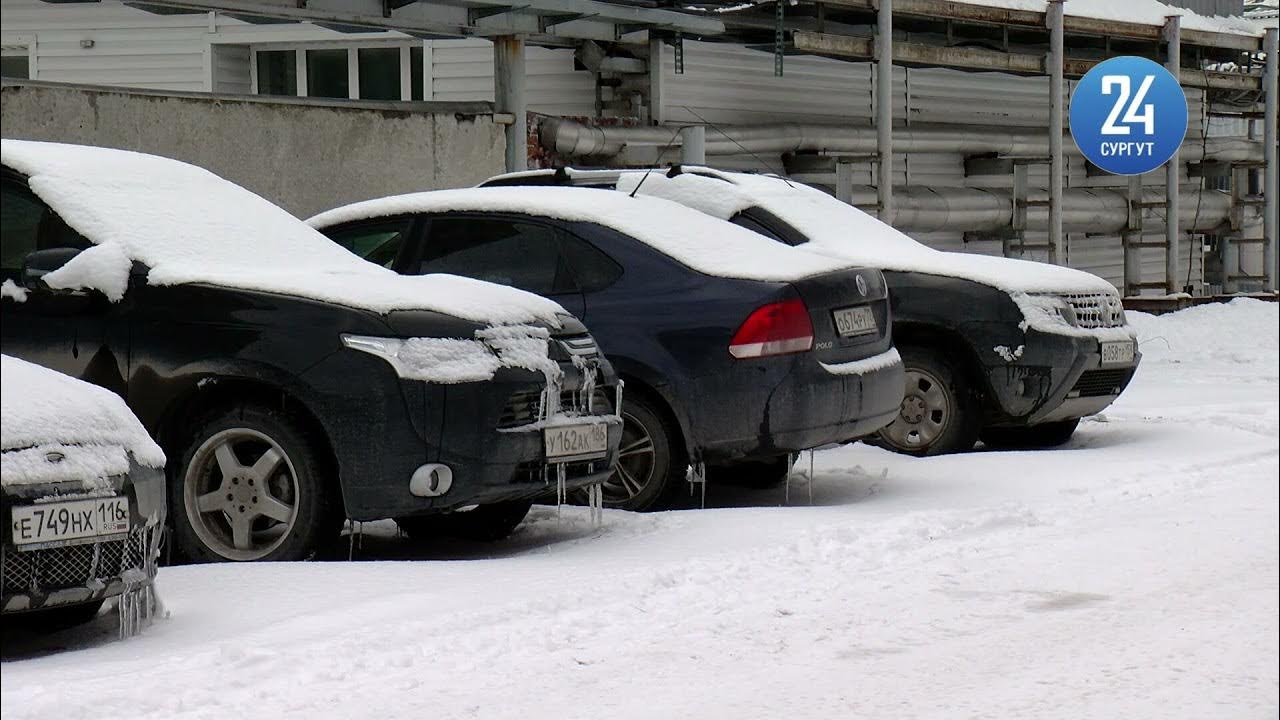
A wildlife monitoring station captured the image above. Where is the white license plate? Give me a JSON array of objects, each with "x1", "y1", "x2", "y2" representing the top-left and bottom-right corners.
[
  {"x1": 11, "y1": 497, "x2": 130, "y2": 550},
  {"x1": 833, "y1": 306, "x2": 877, "y2": 337},
  {"x1": 545, "y1": 422, "x2": 610, "y2": 461},
  {"x1": 1100, "y1": 340, "x2": 1136, "y2": 366}
]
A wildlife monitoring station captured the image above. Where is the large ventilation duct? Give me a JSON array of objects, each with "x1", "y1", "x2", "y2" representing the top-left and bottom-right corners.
[{"x1": 539, "y1": 118, "x2": 1263, "y2": 164}]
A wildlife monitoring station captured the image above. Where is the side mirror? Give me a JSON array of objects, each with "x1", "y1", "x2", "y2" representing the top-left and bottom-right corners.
[{"x1": 20, "y1": 248, "x2": 82, "y2": 291}]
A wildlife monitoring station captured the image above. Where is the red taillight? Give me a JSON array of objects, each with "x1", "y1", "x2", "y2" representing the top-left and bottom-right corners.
[{"x1": 729, "y1": 298, "x2": 815, "y2": 359}]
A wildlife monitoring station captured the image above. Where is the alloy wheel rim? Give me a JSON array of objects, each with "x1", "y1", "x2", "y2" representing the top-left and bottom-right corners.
[
  {"x1": 879, "y1": 368, "x2": 952, "y2": 452},
  {"x1": 601, "y1": 411, "x2": 656, "y2": 505},
  {"x1": 183, "y1": 428, "x2": 300, "y2": 561}
]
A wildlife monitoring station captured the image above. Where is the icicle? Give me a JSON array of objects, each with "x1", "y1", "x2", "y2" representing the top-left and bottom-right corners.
[
  {"x1": 347, "y1": 518, "x2": 356, "y2": 561},
  {"x1": 784, "y1": 463, "x2": 791, "y2": 505},
  {"x1": 689, "y1": 461, "x2": 707, "y2": 509},
  {"x1": 615, "y1": 379, "x2": 625, "y2": 417},
  {"x1": 807, "y1": 450, "x2": 814, "y2": 505},
  {"x1": 555, "y1": 462, "x2": 567, "y2": 518}
]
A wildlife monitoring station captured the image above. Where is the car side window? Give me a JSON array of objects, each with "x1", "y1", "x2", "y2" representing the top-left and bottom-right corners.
[
  {"x1": 560, "y1": 233, "x2": 623, "y2": 293},
  {"x1": 420, "y1": 217, "x2": 575, "y2": 295},
  {"x1": 1, "y1": 180, "x2": 44, "y2": 274},
  {"x1": 325, "y1": 219, "x2": 412, "y2": 268}
]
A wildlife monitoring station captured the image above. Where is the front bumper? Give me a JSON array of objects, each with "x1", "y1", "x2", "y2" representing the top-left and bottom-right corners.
[
  {"x1": 980, "y1": 327, "x2": 1141, "y2": 427},
  {"x1": 688, "y1": 351, "x2": 905, "y2": 463},
  {"x1": 2, "y1": 458, "x2": 165, "y2": 614}
]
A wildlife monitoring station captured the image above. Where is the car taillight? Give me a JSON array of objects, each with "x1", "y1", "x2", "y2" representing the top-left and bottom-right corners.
[{"x1": 728, "y1": 298, "x2": 814, "y2": 359}]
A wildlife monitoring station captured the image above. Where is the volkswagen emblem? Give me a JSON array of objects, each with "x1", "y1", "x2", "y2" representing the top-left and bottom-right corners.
[{"x1": 855, "y1": 275, "x2": 869, "y2": 297}]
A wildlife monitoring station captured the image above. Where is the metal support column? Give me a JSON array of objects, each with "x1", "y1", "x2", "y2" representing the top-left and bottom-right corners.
[
  {"x1": 1047, "y1": 0, "x2": 1064, "y2": 266},
  {"x1": 1164, "y1": 16, "x2": 1182, "y2": 293},
  {"x1": 1264, "y1": 27, "x2": 1278, "y2": 291},
  {"x1": 876, "y1": 0, "x2": 893, "y2": 225},
  {"x1": 494, "y1": 35, "x2": 527, "y2": 173},
  {"x1": 1123, "y1": 175, "x2": 1144, "y2": 295},
  {"x1": 1007, "y1": 161, "x2": 1028, "y2": 258},
  {"x1": 836, "y1": 159, "x2": 855, "y2": 205},
  {"x1": 680, "y1": 125, "x2": 706, "y2": 165}
]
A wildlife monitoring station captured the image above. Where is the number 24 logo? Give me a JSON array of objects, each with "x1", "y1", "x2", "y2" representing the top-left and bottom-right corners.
[{"x1": 1100, "y1": 74, "x2": 1156, "y2": 136}]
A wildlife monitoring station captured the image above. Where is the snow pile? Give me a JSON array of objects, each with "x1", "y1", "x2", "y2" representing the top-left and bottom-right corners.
[
  {"x1": 819, "y1": 347, "x2": 902, "y2": 376},
  {"x1": 307, "y1": 186, "x2": 862, "y2": 283},
  {"x1": 0, "y1": 140, "x2": 566, "y2": 326},
  {"x1": 616, "y1": 169, "x2": 1118, "y2": 296},
  {"x1": 1126, "y1": 298, "x2": 1279, "y2": 367},
  {"x1": 0, "y1": 355, "x2": 165, "y2": 488},
  {"x1": 0, "y1": 279, "x2": 28, "y2": 303},
  {"x1": 382, "y1": 325, "x2": 563, "y2": 385}
]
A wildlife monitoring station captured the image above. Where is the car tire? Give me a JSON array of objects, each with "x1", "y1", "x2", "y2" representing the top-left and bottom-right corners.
[
  {"x1": 170, "y1": 405, "x2": 339, "y2": 563},
  {"x1": 706, "y1": 455, "x2": 794, "y2": 489},
  {"x1": 874, "y1": 345, "x2": 979, "y2": 456},
  {"x1": 980, "y1": 418, "x2": 1080, "y2": 449},
  {"x1": 396, "y1": 500, "x2": 534, "y2": 542},
  {"x1": 601, "y1": 393, "x2": 686, "y2": 512},
  {"x1": 19, "y1": 600, "x2": 105, "y2": 632}
]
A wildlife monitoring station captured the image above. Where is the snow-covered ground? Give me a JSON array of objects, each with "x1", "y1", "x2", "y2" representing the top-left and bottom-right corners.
[{"x1": 2, "y1": 299, "x2": 1276, "y2": 719}]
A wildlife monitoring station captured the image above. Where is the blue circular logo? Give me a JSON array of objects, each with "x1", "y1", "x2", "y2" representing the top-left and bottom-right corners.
[{"x1": 1069, "y1": 56, "x2": 1188, "y2": 176}]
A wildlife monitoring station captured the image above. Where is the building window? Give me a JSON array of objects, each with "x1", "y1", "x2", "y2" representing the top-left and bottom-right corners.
[
  {"x1": 410, "y1": 46, "x2": 424, "y2": 101},
  {"x1": 255, "y1": 50, "x2": 296, "y2": 96},
  {"x1": 306, "y1": 48, "x2": 349, "y2": 99},
  {"x1": 358, "y1": 47, "x2": 400, "y2": 101},
  {"x1": 253, "y1": 42, "x2": 427, "y2": 101},
  {"x1": 1, "y1": 38, "x2": 33, "y2": 79}
]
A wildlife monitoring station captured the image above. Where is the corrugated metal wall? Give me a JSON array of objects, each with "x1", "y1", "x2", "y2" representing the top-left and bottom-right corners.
[{"x1": 661, "y1": 41, "x2": 1216, "y2": 293}]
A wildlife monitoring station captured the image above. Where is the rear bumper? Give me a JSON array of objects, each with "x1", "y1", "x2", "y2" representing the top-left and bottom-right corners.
[
  {"x1": 981, "y1": 328, "x2": 1140, "y2": 427},
  {"x1": 688, "y1": 350, "x2": 905, "y2": 463}
]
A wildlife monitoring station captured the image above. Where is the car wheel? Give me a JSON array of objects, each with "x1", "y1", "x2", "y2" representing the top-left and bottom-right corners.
[
  {"x1": 396, "y1": 500, "x2": 534, "y2": 542},
  {"x1": 18, "y1": 600, "x2": 105, "y2": 632},
  {"x1": 980, "y1": 418, "x2": 1080, "y2": 449},
  {"x1": 706, "y1": 455, "x2": 794, "y2": 489},
  {"x1": 601, "y1": 394, "x2": 685, "y2": 512},
  {"x1": 171, "y1": 405, "x2": 338, "y2": 562},
  {"x1": 875, "y1": 345, "x2": 979, "y2": 456}
]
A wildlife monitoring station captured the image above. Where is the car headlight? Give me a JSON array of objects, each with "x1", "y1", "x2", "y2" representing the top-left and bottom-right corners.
[{"x1": 341, "y1": 334, "x2": 411, "y2": 375}]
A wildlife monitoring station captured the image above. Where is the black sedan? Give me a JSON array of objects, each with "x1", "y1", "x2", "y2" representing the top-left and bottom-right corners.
[
  {"x1": 0, "y1": 140, "x2": 622, "y2": 562},
  {"x1": 310, "y1": 186, "x2": 904, "y2": 511}
]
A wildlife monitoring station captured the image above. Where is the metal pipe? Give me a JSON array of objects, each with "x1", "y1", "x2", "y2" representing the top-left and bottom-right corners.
[
  {"x1": 538, "y1": 118, "x2": 1263, "y2": 163},
  {"x1": 827, "y1": 184, "x2": 1239, "y2": 234},
  {"x1": 494, "y1": 35, "x2": 527, "y2": 172},
  {"x1": 877, "y1": 0, "x2": 893, "y2": 225},
  {"x1": 1048, "y1": 0, "x2": 1064, "y2": 266},
  {"x1": 1165, "y1": 15, "x2": 1181, "y2": 294},
  {"x1": 1265, "y1": 27, "x2": 1278, "y2": 291},
  {"x1": 680, "y1": 125, "x2": 706, "y2": 165}
]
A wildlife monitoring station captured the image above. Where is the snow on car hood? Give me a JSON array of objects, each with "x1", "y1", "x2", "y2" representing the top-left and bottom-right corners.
[
  {"x1": 307, "y1": 186, "x2": 860, "y2": 283},
  {"x1": 0, "y1": 140, "x2": 565, "y2": 326},
  {"x1": 1, "y1": 355, "x2": 165, "y2": 488},
  {"x1": 616, "y1": 169, "x2": 1117, "y2": 296}
]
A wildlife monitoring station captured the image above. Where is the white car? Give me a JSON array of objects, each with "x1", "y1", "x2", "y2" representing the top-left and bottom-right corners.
[{"x1": 1, "y1": 354, "x2": 166, "y2": 630}]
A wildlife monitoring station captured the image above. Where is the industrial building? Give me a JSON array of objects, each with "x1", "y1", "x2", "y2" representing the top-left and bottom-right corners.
[{"x1": 2, "y1": 0, "x2": 1276, "y2": 296}]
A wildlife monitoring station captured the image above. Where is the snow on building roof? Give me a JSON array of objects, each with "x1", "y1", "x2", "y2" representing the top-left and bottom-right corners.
[
  {"x1": 0, "y1": 140, "x2": 567, "y2": 326},
  {"x1": 1, "y1": 355, "x2": 165, "y2": 488},
  {"x1": 615, "y1": 168, "x2": 1117, "y2": 296},
  {"x1": 307, "y1": 186, "x2": 863, "y2": 283}
]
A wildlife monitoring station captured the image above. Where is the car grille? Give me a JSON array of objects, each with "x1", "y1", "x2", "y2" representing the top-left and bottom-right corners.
[
  {"x1": 1070, "y1": 368, "x2": 1133, "y2": 398},
  {"x1": 499, "y1": 387, "x2": 613, "y2": 428},
  {"x1": 2, "y1": 524, "x2": 155, "y2": 597},
  {"x1": 1061, "y1": 293, "x2": 1127, "y2": 329}
]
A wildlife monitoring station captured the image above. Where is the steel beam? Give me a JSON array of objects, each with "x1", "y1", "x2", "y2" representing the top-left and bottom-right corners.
[
  {"x1": 1165, "y1": 15, "x2": 1181, "y2": 294},
  {"x1": 877, "y1": 0, "x2": 893, "y2": 225},
  {"x1": 1265, "y1": 27, "x2": 1278, "y2": 292},
  {"x1": 1047, "y1": 0, "x2": 1063, "y2": 266},
  {"x1": 494, "y1": 34, "x2": 527, "y2": 172}
]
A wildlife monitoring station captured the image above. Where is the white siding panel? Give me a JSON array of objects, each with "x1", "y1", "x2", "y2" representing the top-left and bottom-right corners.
[
  {"x1": 212, "y1": 43, "x2": 251, "y2": 95},
  {"x1": 428, "y1": 39, "x2": 595, "y2": 115}
]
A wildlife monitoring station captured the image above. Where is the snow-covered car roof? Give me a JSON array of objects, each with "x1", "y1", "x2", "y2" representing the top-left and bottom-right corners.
[
  {"x1": 306, "y1": 186, "x2": 862, "y2": 283},
  {"x1": 1, "y1": 355, "x2": 165, "y2": 489},
  {"x1": 614, "y1": 168, "x2": 1117, "y2": 296},
  {"x1": 0, "y1": 140, "x2": 566, "y2": 326}
]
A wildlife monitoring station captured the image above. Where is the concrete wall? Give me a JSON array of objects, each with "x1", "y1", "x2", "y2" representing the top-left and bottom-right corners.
[{"x1": 0, "y1": 80, "x2": 505, "y2": 218}]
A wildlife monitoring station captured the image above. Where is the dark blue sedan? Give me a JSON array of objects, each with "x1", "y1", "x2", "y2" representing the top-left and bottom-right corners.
[{"x1": 310, "y1": 187, "x2": 903, "y2": 511}]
